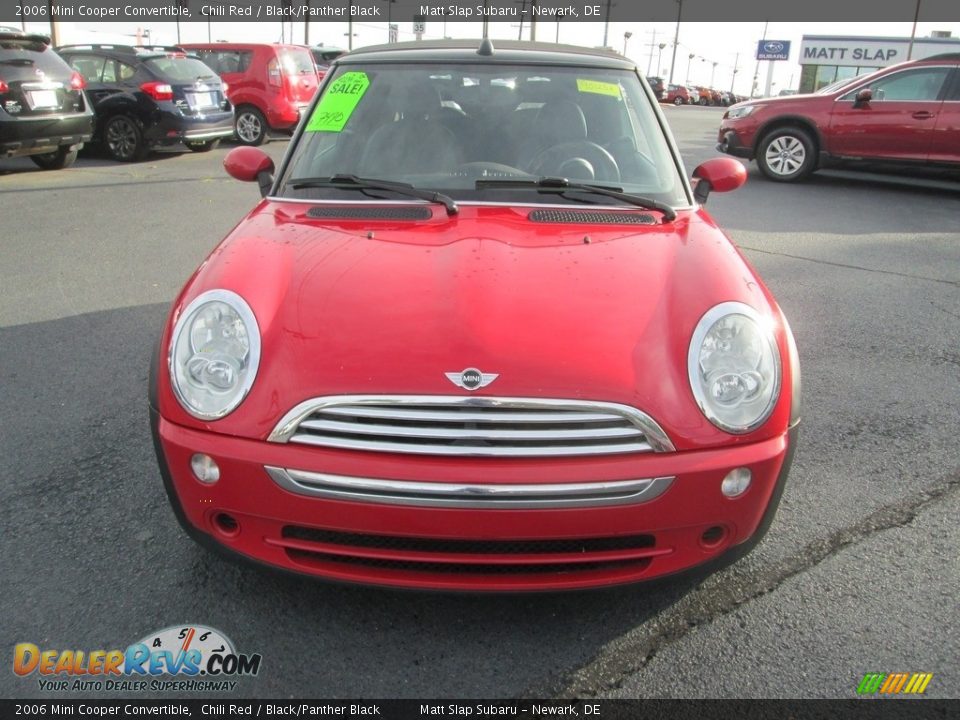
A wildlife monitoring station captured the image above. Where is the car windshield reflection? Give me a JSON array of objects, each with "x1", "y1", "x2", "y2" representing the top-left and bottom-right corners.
[{"x1": 280, "y1": 63, "x2": 688, "y2": 207}]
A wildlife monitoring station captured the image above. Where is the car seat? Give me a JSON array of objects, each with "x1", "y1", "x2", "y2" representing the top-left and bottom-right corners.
[
  {"x1": 518, "y1": 99, "x2": 589, "y2": 168},
  {"x1": 358, "y1": 83, "x2": 463, "y2": 177}
]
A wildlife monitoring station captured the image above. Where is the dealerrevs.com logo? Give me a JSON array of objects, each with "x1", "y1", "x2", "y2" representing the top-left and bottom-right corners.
[{"x1": 13, "y1": 624, "x2": 262, "y2": 693}]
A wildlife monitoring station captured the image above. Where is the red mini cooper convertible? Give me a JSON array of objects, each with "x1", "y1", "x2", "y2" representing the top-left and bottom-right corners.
[{"x1": 151, "y1": 40, "x2": 800, "y2": 591}]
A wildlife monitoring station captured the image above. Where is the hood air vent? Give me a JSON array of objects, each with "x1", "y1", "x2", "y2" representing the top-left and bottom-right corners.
[
  {"x1": 528, "y1": 209, "x2": 656, "y2": 225},
  {"x1": 306, "y1": 206, "x2": 432, "y2": 220}
]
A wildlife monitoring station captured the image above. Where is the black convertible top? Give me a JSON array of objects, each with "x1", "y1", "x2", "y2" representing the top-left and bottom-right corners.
[{"x1": 342, "y1": 39, "x2": 635, "y2": 71}]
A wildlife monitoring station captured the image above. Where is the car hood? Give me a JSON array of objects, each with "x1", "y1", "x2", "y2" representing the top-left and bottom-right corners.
[
  {"x1": 729, "y1": 92, "x2": 828, "y2": 112},
  {"x1": 158, "y1": 202, "x2": 790, "y2": 450}
]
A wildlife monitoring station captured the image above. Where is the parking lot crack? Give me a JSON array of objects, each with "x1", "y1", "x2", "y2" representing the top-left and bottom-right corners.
[
  {"x1": 544, "y1": 470, "x2": 960, "y2": 699},
  {"x1": 738, "y1": 246, "x2": 960, "y2": 288}
]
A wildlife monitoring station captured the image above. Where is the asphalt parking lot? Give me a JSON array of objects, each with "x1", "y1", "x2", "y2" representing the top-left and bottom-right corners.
[{"x1": 2, "y1": 106, "x2": 958, "y2": 699}]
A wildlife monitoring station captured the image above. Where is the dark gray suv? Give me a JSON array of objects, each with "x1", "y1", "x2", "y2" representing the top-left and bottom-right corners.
[{"x1": 0, "y1": 28, "x2": 94, "y2": 169}]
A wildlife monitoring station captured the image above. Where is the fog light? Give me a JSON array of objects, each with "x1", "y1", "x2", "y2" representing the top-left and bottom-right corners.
[
  {"x1": 190, "y1": 453, "x2": 220, "y2": 484},
  {"x1": 721, "y1": 467, "x2": 751, "y2": 497},
  {"x1": 213, "y1": 512, "x2": 240, "y2": 537}
]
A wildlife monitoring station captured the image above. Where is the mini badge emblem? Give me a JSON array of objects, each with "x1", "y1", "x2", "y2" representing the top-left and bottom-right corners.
[{"x1": 445, "y1": 368, "x2": 498, "y2": 391}]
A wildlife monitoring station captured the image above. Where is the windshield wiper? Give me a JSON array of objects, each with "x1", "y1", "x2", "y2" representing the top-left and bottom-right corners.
[
  {"x1": 289, "y1": 174, "x2": 459, "y2": 216},
  {"x1": 475, "y1": 176, "x2": 676, "y2": 221}
]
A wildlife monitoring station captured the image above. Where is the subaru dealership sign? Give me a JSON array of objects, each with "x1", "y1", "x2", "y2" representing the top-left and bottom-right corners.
[{"x1": 757, "y1": 40, "x2": 791, "y2": 61}]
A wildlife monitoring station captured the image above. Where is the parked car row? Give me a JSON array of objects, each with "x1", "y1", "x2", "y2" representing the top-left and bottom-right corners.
[
  {"x1": 2, "y1": 27, "x2": 345, "y2": 169},
  {"x1": 656, "y1": 80, "x2": 746, "y2": 107}
]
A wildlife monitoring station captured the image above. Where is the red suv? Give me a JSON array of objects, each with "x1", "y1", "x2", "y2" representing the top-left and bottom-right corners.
[
  {"x1": 664, "y1": 83, "x2": 690, "y2": 105},
  {"x1": 181, "y1": 43, "x2": 319, "y2": 145},
  {"x1": 718, "y1": 54, "x2": 960, "y2": 182}
]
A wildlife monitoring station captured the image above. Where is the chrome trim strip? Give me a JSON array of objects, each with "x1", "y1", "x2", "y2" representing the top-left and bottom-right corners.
[
  {"x1": 285, "y1": 433, "x2": 654, "y2": 457},
  {"x1": 268, "y1": 395, "x2": 676, "y2": 453},
  {"x1": 320, "y1": 406, "x2": 619, "y2": 423},
  {"x1": 296, "y1": 418, "x2": 645, "y2": 441},
  {"x1": 3, "y1": 114, "x2": 91, "y2": 122},
  {"x1": 265, "y1": 466, "x2": 675, "y2": 509},
  {"x1": 182, "y1": 129, "x2": 234, "y2": 139}
]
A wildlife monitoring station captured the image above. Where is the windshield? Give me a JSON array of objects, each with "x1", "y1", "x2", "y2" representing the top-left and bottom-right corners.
[
  {"x1": 816, "y1": 77, "x2": 859, "y2": 94},
  {"x1": 816, "y1": 66, "x2": 889, "y2": 95},
  {"x1": 279, "y1": 63, "x2": 689, "y2": 207}
]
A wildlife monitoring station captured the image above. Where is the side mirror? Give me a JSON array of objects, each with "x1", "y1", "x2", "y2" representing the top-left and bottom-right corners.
[
  {"x1": 224, "y1": 147, "x2": 275, "y2": 197},
  {"x1": 854, "y1": 88, "x2": 872, "y2": 107},
  {"x1": 692, "y1": 157, "x2": 747, "y2": 204}
]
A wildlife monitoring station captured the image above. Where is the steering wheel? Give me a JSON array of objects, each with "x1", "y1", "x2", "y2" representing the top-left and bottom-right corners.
[
  {"x1": 526, "y1": 141, "x2": 621, "y2": 183},
  {"x1": 604, "y1": 135, "x2": 661, "y2": 184}
]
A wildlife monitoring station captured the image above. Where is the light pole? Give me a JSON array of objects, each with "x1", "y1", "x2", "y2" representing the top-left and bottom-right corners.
[
  {"x1": 907, "y1": 0, "x2": 921, "y2": 59},
  {"x1": 645, "y1": 29, "x2": 658, "y2": 75},
  {"x1": 685, "y1": 53, "x2": 694, "y2": 83},
  {"x1": 602, "y1": 0, "x2": 614, "y2": 48},
  {"x1": 668, "y1": 0, "x2": 682, "y2": 85},
  {"x1": 381, "y1": 0, "x2": 395, "y2": 42},
  {"x1": 730, "y1": 52, "x2": 739, "y2": 93},
  {"x1": 623, "y1": 31, "x2": 632, "y2": 57},
  {"x1": 656, "y1": 42, "x2": 666, "y2": 76},
  {"x1": 710, "y1": 61, "x2": 718, "y2": 87},
  {"x1": 304, "y1": 0, "x2": 310, "y2": 45},
  {"x1": 752, "y1": 20, "x2": 768, "y2": 97}
]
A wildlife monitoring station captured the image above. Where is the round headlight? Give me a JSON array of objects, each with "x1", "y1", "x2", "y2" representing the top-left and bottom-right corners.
[
  {"x1": 688, "y1": 302, "x2": 781, "y2": 434},
  {"x1": 169, "y1": 289, "x2": 261, "y2": 420}
]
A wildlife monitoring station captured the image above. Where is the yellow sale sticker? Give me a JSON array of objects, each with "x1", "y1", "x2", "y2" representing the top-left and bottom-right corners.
[
  {"x1": 576, "y1": 79, "x2": 622, "y2": 98},
  {"x1": 306, "y1": 71, "x2": 370, "y2": 132}
]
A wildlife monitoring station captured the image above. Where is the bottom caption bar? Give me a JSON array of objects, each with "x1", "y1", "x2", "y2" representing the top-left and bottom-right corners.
[{"x1": 2, "y1": 699, "x2": 956, "y2": 719}]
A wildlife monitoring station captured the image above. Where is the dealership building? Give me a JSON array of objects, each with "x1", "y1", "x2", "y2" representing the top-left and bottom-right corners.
[{"x1": 798, "y1": 34, "x2": 960, "y2": 93}]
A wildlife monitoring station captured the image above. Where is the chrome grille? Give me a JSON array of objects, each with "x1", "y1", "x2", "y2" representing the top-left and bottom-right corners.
[{"x1": 268, "y1": 396, "x2": 674, "y2": 457}]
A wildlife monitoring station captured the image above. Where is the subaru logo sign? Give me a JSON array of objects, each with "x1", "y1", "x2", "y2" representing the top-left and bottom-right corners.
[{"x1": 756, "y1": 40, "x2": 791, "y2": 61}]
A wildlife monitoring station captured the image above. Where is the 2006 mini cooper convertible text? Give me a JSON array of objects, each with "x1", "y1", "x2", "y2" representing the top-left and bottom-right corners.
[{"x1": 151, "y1": 40, "x2": 800, "y2": 591}]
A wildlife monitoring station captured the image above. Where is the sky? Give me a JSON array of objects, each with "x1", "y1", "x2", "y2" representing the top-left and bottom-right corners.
[{"x1": 16, "y1": 20, "x2": 960, "y2": 95}]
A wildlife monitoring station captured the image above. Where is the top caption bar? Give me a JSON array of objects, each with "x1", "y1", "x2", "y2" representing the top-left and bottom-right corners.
[{"x1": 3, "y1": 0, "x2": 960, "y2": 24}]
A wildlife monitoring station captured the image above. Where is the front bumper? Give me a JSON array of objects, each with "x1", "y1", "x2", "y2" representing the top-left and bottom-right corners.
[
  {"x1": 152, "y1": 406, "x2": 797, "y2": 592},
  {"x1": 717, "y1": 129, "x2": 754, "y2": 159}
]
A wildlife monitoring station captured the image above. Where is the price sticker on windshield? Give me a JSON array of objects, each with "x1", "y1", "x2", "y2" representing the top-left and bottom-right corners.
[
  {"x1": 306, "y1": 71, "x2": 370, "y2": 133},
  {"x1": 576, "y1": 79, "x2": 622, "y2": 98}
]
